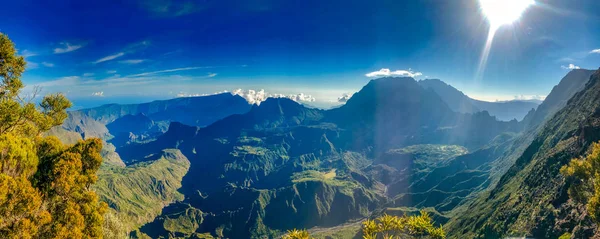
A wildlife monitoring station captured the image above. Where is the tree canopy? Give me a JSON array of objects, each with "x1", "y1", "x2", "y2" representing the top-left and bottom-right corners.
[{"x1": 0, "y1": 33, "x2": 106, "y2": 238}]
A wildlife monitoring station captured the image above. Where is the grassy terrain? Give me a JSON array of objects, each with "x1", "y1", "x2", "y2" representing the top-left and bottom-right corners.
[
  {"x1": 310, "y1": 221, "x2": 362, "y2": 239},
  {"x1": 94, "y1": 149, "x2": 190, "y2": 232},
  {"x1": 388, "y1": 144, "x2": 468, "y2": 165}
]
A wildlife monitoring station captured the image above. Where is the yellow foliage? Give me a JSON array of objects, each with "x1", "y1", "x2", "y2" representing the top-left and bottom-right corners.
[
  {"x1": 0, "y1": 133, "x2": 37, "y2": 177},
  {"x1": 561, "y1": 142, "x2": 600, "y2": 221},
  {"x1": 283, "y1": 211, "x2": 446, "y2": 239},
  {"x1": 0, "y1": 175, "x2": 51, "y2": 238},
  {"x1": 361, "y1": 211, "x2": 446, "y2": 239},
  {"x1": 0, "y1": 32, "x2": 106, "y2": 238},
  {"x1": 282, "y1": 229, "x2": 312, "y2": 239}
]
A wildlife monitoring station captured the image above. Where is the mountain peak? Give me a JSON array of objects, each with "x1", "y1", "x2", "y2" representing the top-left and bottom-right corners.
[{"x1": 251, "y1": 97, "x2": 303, "y2": 116}]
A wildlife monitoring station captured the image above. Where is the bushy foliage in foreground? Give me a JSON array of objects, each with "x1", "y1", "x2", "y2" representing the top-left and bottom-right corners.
[
  {"x1": 282, "y1": 211, "x2": 445, "y2": 239},
  {"x1": 362, "y1": 211, "x2": 445, "y2": 239},
  {"x1": 561, "y1": 142, "x2": 600, "y2": 221},
  {"x1": 282, "y1": 229, "x2": 312, "y2": 239},
  {"x1": 0, "y1": 33, "x2": 106, "y2": 238}
]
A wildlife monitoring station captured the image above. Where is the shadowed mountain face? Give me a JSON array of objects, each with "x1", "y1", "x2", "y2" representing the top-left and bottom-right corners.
[
  {"x1": 418, "y1": 79, "x2": 480, "y2": 114},
  {"x1": 446, "y1": 69, "x2": 600, "y2": 238},
  {"x1": 327, "y1": 77, "x2": 520, "y2": 152},
  {"x1": 77, "y1": 93, "x2": 252, "y2": 127},
  {"x1": 56, "y1": 93, "x2": 252, "y2": 153},
  {"x1": 418, "y1": 79, "x2": 540, "y2": 121},
  {"x1": 111, "y1": 77, "x2": 526, "y2": 238},
  {"x1": 48, "y1": 71, "x2": 599, "y2": 238}
]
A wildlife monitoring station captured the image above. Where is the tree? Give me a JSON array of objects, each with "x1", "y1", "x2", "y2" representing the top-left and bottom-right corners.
[
  {"x1": 282, "y1": 229, "x2": 312, "y2": 239},
  {"x1": 0, "y1": 32, "x2": 106, "y2": 238},
  {"x1": 361, "y1": 211, "x2": 446, "y2": 239},
  {"x1": 561, "y1": 142, "x2": 600, "y2": 221}
]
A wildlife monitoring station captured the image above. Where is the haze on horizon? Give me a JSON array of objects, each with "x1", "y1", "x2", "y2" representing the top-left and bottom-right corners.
[{"x1": 1, "y1": 0, "x2": 600, "y2": 108}]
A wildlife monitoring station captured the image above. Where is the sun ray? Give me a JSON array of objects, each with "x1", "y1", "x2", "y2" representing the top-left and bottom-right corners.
[{"x1": 475, "y1": 0, "x2": 534, "y2": 82}]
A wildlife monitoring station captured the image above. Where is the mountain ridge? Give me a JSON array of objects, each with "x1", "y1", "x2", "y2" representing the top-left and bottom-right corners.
[
  {"x1": 446, "y1": 68, "x2": 600, "y2": 238},
  {"x1": 418, "y1": 78, "x2": 541, "y2": 121}
]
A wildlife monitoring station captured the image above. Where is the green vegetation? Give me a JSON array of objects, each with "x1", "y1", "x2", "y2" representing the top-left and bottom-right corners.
[
  {"x1": 561, "y1": 142, "x2": 600, "y2": 221},
  {"x1": 388, "y1": 144, "x2": 468, "y2": 165},
  {"x1": 283, "y1": 212, "x2": 445, "y2": 239},
  {"x1": 559, "y1": 232, "x2": 572, "y2": 239},
  {"x1": 445, "y1": 70, "x2": 600, "y2": 238},
  {"x1": 0, "y1": 33, "x2": 105, "y2": 238},
  {"x1": 310, "y1": 222, "x2": 362, "y2": 239},
  {"x1": 162, "y1": 207, "x2": 204, "y2": 235},
  {"x1": 361, "y1": 212, "x2": 445, "y2": 239},
  {"x1": 283, "y1": 229, "x2": 312, "y2": 239},
  {"x1": 94, "y1": 149, "x2": 190, "y2": 232}
]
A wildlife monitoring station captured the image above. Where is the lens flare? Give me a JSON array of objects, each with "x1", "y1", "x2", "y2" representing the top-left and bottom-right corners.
[
  {"x1": 480, "y1": 0, "x2": 534, "y2": 30},
  {"x1": 476, "y1": 0, "x2": 534, "y2": 82}
]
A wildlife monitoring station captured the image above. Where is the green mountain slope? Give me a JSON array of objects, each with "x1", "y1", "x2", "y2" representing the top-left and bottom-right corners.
[
  {"x1": 115, "y1": 77, "x2": 526, "y2": 238},
  {"x1": 47, "y1": 72, "x2": 595, "y2": 238},
  {"x1": 445, "y1": 69, "x2": 600, "y2": 238},
  {"x1": 522, "y1": 69, "x2": 595, "y2": 129},
  {"x1": 94, "y1": 149, "x2": 190, "y2": 232}
]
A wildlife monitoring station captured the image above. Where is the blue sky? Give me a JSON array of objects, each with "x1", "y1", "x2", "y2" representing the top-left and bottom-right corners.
[{"x1": 1, "y1": 0, "x2": 600, "y2": 108}]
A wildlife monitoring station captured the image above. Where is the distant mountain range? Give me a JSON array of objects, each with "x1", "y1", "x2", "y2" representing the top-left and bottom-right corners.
[
  {"x1": 418, "y1": 79, "x2": 541, "y2": 121},
  {"x1": 46, "y1": 69, "x2": 599, "y2": 238}
]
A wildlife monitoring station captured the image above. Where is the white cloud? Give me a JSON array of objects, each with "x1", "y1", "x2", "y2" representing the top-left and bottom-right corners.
[
  {"x1": 207, "y1": 73, "x2": 217, "y2": 78},
  {"x1": 42, "y1": 62, "x2": 54, "y2": 67},
  {"x1": 94, "y1": 52, "x2": 125, "y2": 64},
  {"x1": 176, "y1": 90, "x2": 229, "y2": 98},
  {"x1": 37, "y1": 76, "x2": 80, "y2": 87},
  {"x1": 107, "y1": 70, "x2": 118, "y2": 74},
  {"x1": 21, "y1": 50, "x2": 37, "y2": 58},
  {"x1": 54, "y1": 42, "x2": 84, "y2": 54},
  {"x1": 177, "y1": 92, "x2": 204, "y2": 97},
  {"x1": 365, "y1": 68, "x2": 423, "y2": 78},
  {"x1": 590, "y1": 49, "x2": 600, "y2": 54},
  {"x1": 231, "y1": 89, "x2": 316, "y2": 105},
  {"x1": 232, "y1": 89, "x2": 268, "y2": 104},
  {"x1": 91, "y1": 91, "x2": 104, "y2": 97},
  {"x1": 337, "y1": 93, "x2": 353, "y2": 103},
  {"x1": 285, "y1": 93, "x2": 316, "y2": 102},
  {"x1": 513, "y1": 95, "x2": 546, "y2": 101},
  {"x1": 128, "y1": 66, "x2": 213, "y2": 77},
  {"x1": 557, "y1": 57, "x2": 575, "y2": 63},
  {"x1": 83, "y1": 73, "x2": 94, "y2": 77},
  {"x1": 561, "y1": 64, "x2": 580, "y2": 70},
  {"x1": 119, "y1": 59, "x2": 146, "y2": 64},
  {"x1": 27, "y1": 61, "x2": 39, "y2": 69}
]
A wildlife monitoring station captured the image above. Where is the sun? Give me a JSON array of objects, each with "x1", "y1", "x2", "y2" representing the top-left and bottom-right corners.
[
  {"x1": 479, "y1": 0, "x2": 534, "y2": 30},
  {"x1": 475, "y1": 0, "x2": 535, "y2": 83}
]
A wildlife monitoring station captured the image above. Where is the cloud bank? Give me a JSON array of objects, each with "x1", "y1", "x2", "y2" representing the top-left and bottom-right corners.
[
  {"x1": 337, "y1": 93, "x2": 353, "y2": 103},
  {"x1": 231, "y1": 89, "x2": 316, "y2": 105},
  {"x1": 366, "y1": 68, "x2": 423, "y2": 78},
  {"x1": 513, "y1": 94, "x2": 546, "y2": 101},
  {"x1": 561, "y1": 64, "x2": 580, "y2": 70}
]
